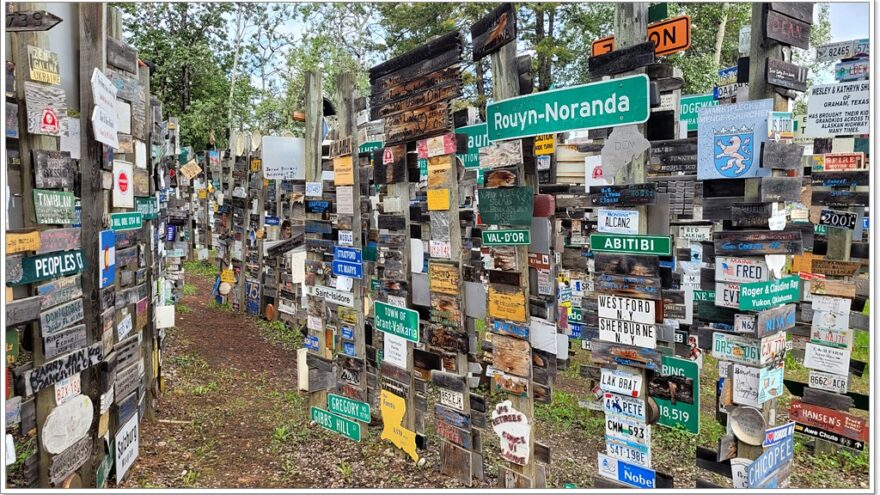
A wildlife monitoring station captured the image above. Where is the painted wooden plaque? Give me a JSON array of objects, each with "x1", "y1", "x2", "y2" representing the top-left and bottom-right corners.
[
  {"x1": 41, "y1": 394, "x2": 93, "y2": 454},
  {"x1": 37, "y1": 228, "x2": 81, "y2": 255},
  {"x1": 33, "y1": 189, "x2": 77, "y2": 224},
  {"x1": 24, "y1": 80, "x2": 67, "y2": 136},
  {"x1": 33, "y1": 150, "x2": 73, "y2": 188},
  {"x1": 488, "y1": 285, "x2": 527, "y2": 323}
]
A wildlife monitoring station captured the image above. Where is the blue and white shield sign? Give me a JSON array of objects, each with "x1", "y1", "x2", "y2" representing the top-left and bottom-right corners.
[
  {"x1": 713, "y1": 127, "x2": 754, "y2": 178},
  {"x1": 697, "y1": 99, "x2": 773, "y2": 180}
]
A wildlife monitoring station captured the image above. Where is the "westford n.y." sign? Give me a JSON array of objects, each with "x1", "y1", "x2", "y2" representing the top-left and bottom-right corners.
[{"x1": 486, "y1": 74, "x2": 650, "y2": 141}]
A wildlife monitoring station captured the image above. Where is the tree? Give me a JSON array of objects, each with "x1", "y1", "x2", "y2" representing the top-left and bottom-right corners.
[{"x1": 793, "y1": 3, "x2": 832, "y2": 113}]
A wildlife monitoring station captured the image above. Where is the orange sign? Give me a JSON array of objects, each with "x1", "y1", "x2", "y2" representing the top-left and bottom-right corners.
[{"x1": 592, "y1": 15, "x2": 691, "y2": 57}]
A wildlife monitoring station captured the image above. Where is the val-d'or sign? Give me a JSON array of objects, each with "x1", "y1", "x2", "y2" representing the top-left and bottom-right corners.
[{"x1": 4, "y1": 0, "x2": 873, "y2": 491}]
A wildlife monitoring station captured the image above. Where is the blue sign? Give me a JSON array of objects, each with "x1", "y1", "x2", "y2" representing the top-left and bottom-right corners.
[
  {"x1": 748, "y1": 435, "x2": 793, "y2": 488},
  {"x1": 697, "y1": 99, "x2": 773, "y2": 180},
  {"x1": 265, "y1": 216, "x2": 280, "y2": 226},
  {"x1": 99, "y1": 230, "x2": 116, "y2": 289},
  {"x1": 343, "y1": 342, "x2": 356, "y2": 356},
  {"x1": 864, "y1": 217, "x2": 870, "y2": 229},
  {"x1": 492, "y1": 319, "x2": 529, "y2": 339},
  {"x1": 72, "y1": 206, "x2": 82, "y2": 227},
  {"x1": 341, "y1": 326, "x2": 354, "y2": 340},
  {"x1": 332, "y1": 260, "x2": 363, "y2": 279},
  {"x1": 334, "y1": 246, "x2": 362, "y2": 263},
  {"x1": 166, "y1": 225, "x2": 176, "y2": 241},
  {"x1": 211, "y1": 276, "x2": 221, "y2": 297},
  {"x1": 598, "y1": 453, "x2": 656, "y2": 489},
  {"x1": 305, "y1": 335, "x2": 319, "y2": 351},
  {"x1": 569, "y1": 323, "x2": 582, "y2": 339},
  {"x1": 306, "y1": 200, "x2": 330, "y2": 213},
  {"x1": 763, "y1": 421, "x2": 795, "y2": 447}
]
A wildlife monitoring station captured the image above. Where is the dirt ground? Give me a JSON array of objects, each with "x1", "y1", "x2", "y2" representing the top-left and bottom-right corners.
[{"x1": 124, "y1": 271, "x2": 870, "y2": 489}]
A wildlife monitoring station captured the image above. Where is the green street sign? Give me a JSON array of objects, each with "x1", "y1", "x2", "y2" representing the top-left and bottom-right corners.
[
  {"x1": 680, "y1": 94, "x2": 718, "y2": 132},
  {"x1": 374, "y1": 301, "x2": 420, "y2": 342},
  {"x1": 568, "y1": 308, "x2": 583, "y2": 323},
  {"x1": 482, "y1": 229, "x2": 531, "y2": 246},
  {"x1": 8, "y1": 250, "x2": 87, "y2": 286},
  {"x1": 310, "y1": 406, "x2": 361, "y2": 442},
  {"x1": 135, "y1": 197, "x2": 158, "y2": 220},
  {"x1": 328, "y1": 393, "x2": 371, "y2": 423},
  {"x1": 486, "y1": 74, "x2": 650, "y2": 141},
  {"x1": 648, "y1": 2, "x2": 669, "y2": 23},
  {"x1": 110, "y1": 212, "x2": 143, "y2": 231},
  {"x1": 654, "y1": 356, "x2": 699, "y2": 434},
  {"x1": 739, "y1": 276, "x2": 800, "y2": 311},
  {"x1": 590, "y1": 233, "x2": 672, "y2": 256},
  {"x1": 33, "y1": 189, "x2": 77, "y2": 225},
  {"x1": 693, "y1": 290, "x2": 715, "y2": 302},
  {"x1": 359, "y1": 141, "x2": 383, "y2": 155},
  {"x1": 455, "y1": 123, "x2": 488, "y2": 168}
]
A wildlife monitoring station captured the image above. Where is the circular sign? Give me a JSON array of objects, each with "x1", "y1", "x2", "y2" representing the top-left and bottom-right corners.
[
  {"x1": 729, "y1": 405, "x2": 766, "y2": 446},
  {"x1": 219, "y1": 282, "x2": 232, "y2": 295},
  {"x1": 42, "y1": 395, "x2": 93, "y2": 454},
  {"x1": 118, "y1": 172, "x2": 129, "y2": 192},
  {"x1": 266, "y1": 304, "x2": 277, "y2": 321},
  {"x1": 646, "y1": 396, "x2": 661, "y2": 425}
]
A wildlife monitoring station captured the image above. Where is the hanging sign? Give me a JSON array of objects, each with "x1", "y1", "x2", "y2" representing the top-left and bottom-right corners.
[{"x1": 485, "y1": 74, "x2": 650, "y2": 141}]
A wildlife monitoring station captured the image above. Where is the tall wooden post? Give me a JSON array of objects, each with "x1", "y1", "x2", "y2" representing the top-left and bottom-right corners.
[
  {"x1": 77, "y1": 2, "x2": 108, "y2": 486},
  {"x1": 489, "y1": 38, "x2": 539, "y2": 488},
  {"x1": 139, "y1": 48, "x2": 157, "y2": 421}
]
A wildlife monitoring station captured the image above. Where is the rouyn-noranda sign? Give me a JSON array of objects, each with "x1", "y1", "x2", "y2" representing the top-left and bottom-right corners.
[{"x1": 486, "y1": 74, "x2": 650, "y2": 141}]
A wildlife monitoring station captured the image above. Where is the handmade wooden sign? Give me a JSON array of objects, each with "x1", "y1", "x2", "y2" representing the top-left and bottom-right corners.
[
  {"x1": 648, "y1": 138, "x2": 697, "y2": 174},
  {"x1": 106, "y1": 36, "x2": 138, "y2": 73},
  {"x1": 48, "y1": 435, "x2": 91, "y2": 486},
  {"x1": 40, "y1": 298, "x2": 84, "y2": 336},
  {"x1": 24, "y1": 80, "x2": 66, "y2": 136},
  {"x1": 43, "y1": 324, "x2": 87, "y2": 360},
  {"x1": 33, "y1": 189, "x2": 77, "y2": 224},
  {"x1": 789, "y1": 399, "x2": 867, "y2": 443},
  {"x1": 588, "y1": 41, "x2": 656, "y2": 78},
  {"x1": 7, "y1": 230, "x2": 41, "y2": 254},
  {"x1": 589, "y1": 183, "x2": 657, "y2": 207},
  {"x1": 714, "y1": 231, "x2": 802, "y2": 256},
  {"x1": 37, "y1": 228, "x2": 81, "y2": 255},
  {"x1": 766, "y1": 8, "x2": 811, "y2": 49},
  {"x1": 804, "y1": 81, "x2": 869, "y2": 137},
  {"x1": 41, "y1": 394, "x2": 93, "y2": 454},
  {"x1": 760, "y1": 176, "x2": 801, "y2": 202},
  {"x1": 766, "y1": 58, "x2": 808, "y2": 92},
  {"x1": 7, "y1": 250, "x2": 86, "y2": 286},
  {"x1": 37, "y1": 275, "x2": 82, "y2": 309},
  {"x1": 33, "y1": 149, "x2": 75, "y2": 190},
  {"x1": 6, "y1": 9, "x2": 63, "y2": 32},
  {"x1": 762, "y1": 141, "x2": 805, "y2": 169},
  {"x1": 471, "y1": 3, "x2": 516, "y2": 60},
  {"x1": 491, "y1": 400, "x2": 530, "y2": 466},
  {"x1": 477, "y1": 186, "x2": 533, "y2": 226},
  {"x1": 26, "y1": 45, "x2": 60, "y2": 85}
]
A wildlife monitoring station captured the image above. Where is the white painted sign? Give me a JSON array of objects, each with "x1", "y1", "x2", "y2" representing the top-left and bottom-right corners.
[
  {"x1": 804, "y1": 81, "x2": 870, "y2": 137},
  {"x1": 336, "y1": 186, "x2": 354, "y2": 215},
  {"x1": 597, "y1": 209, "x2": 639, "y2": 234},
  {"x1": 113, "y1": 160, "x2": 134, "y2": 208},
  {"x1": 807, "y1": 370, "x2": 849, "y2": 394},
  {"x1": 306, "y1": 284, "x2": 355, "y2": 308},
  {"x1": 600, "y1": 367, "x2": 643, "y2": 397},
  {"x1": 529, "y1": 317, "x2": 558, "y2": 354},
  {"x1": 598, "y1": 294, "x2": 655, "y2": 324},
  {"x1": 601, "y1": 125, "x2": 650, "y2": 178},
  {"x1": 91, "y1": 104, "x2": 119, "y2": 149},
  {"x1": 90, "y1": 68, "x2": 117, "y2": 112},
  {"x1": 738, "y1": 25, "x2": 751, "y2": 55},
  {"x1": 54, "y1": 374, "x2": 81, "y2": 405},
  {"x1": 732, "y1": 364, "x2": 760, "y2": 407},
  {"x1": 599, "y1": 317, "x2": 656, "y2": 349},
  {"x1": 584, "y1": 155, "x2": 611, "y2": 189},
  {"x1": 716, "y1": 257, "x2": 768, "y2": 283},
  {"x1": 115, "y1": 413, "x2": 140, "y2": 482},
  {"x1": 679, "y1": 225, "x2": 712, "y2": 242},
  {"x1": 491, "y1": 400, "x2": 530, "y2": 466},
  {"x1": 803, "y1": 342, "x2": 851, "y2": 376},
  {"x1": 383, "y1": 332, "x2": 408, "y2": 370},
  {"x1": 42, "y1": 394, "x2": 93, "y2": 454},
  {"x1": 811, "y1": 295, "x2": 851, "y2": 314},
  {"x1": 262, "y1": 136, "x2": 305, "y2": 180}
]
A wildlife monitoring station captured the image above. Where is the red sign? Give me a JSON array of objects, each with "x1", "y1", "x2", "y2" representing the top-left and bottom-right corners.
[
  {"x1": 789, "y1": 399, "x2": 868, "y2": 442},
  {"x1": 383, "y1": 148, "x2": 394, "y2": 165},
  {"x1": 41, "y1": 107, "x2": 60, "y2": 133},
  {"x1": 118, "y1": 172, "x2": 129, "y2": 192},
  {"x1": 823, "y1": 152, "x2": 865, "y2": 171}
]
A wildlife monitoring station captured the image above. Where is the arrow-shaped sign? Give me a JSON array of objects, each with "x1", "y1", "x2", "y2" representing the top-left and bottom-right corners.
[{"x1": 6, "y1": 10, "x2": 63, "y2": 32}]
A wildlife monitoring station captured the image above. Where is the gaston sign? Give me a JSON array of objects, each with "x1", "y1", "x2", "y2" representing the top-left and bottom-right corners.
[{"x1": 486, "y1": 74, "x2": 650, "y2": 141}]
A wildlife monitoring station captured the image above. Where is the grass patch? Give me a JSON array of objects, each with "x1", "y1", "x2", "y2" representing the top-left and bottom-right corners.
[
  {"x1": 258, "y1": 319, "x2": 304, "y2": 350},
  {"x1": 535, "y1": 389, "x2": 601, "y2": 431},
  {"x1": 181, "y1": 470, "x2": 200, "y2": 487},
  {"x1": 209, "y1": 301, "x2": 231, "y2": 312},
  {"x1": 182, "y1": 284, "x2": 197, "y2": 296},
  {"x1": 191, "y1": 381, "x2": 218, "y2": 396},
  {"x1": 184, "y1": 259, "x2": 218, "y2": 278},
  {"x1": 177, "y1": 303, "x2": 191, "y2": 314}
]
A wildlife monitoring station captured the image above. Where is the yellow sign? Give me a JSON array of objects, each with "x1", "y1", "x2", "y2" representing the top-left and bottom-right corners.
[
  {"x1": 180, "y1": 159, "x2": 202, "y2": 180},
  {"x1": 534, "y1": 134, "x2": 555, "y2": 156},
  {"x1": 380, "y1": 390, "x2": 419, "y2": 462},
  {"x1": 427, "y1": 155, "x2": 453, "y2": 188},
  {"x1": 333, "y1": 156, "x2": 354, "y2": 186},
  {"x1": 27, "y1": 45, "x2": 60, "y2": 85},
  {"x1": 429, "y1": 262, "x2": 460, "y2": 295},
  {"x1": 198, "y1": 189, "x2": 207, "y2": 199},
  {"x1": 221, "y1": 269, "x2": 235, "y2": 284},
  {"x1": 488, "y1": 286, "x2": 527, "y2": 323},
  {"x1": 7, "y1": 230, "x2": 41, "y2": 254},
  {"x1": 790, "y1": 252, "x2": 814, "y2": 273},
  {"x1": 250, "y1": 159, "x2": 262, "y2": 172},
  {"x1": 426, "y1": 189, "x2": 450, "y2": 211}
]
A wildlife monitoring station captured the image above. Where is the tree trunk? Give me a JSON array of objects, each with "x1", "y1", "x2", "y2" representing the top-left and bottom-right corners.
[
  {"x1": 713, "y1": 3, "x2": 729, "y2": 67},
  {"x1": 475, "y1": 58, "x2": 486, "y2": 119},
  {"x1": 546, "y1": 7, "x2": 555, "y2": 89},
  {"x1": 535, "y1": 5, "x2": 547, "y2": 91}
]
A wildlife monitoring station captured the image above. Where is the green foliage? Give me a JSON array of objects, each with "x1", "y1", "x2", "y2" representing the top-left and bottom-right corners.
[
  {"x1": 177, "y1": 303, "x2": 191, "y2": 314},
  {"x1": 534, "y1": 390, "x2": 600, "y2": 431},
  {"x1": 183, "y1": 284, "x2": 198, "y2": 296},
  {"x1": 184, "y1": 259, "x2": 218, "y2": 278},
  {"x1": 257, "y1": 319, "x2": 305, "y2": 350}
]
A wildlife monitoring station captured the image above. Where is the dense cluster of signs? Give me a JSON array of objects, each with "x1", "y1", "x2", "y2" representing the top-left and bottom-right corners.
[{"x1": 6, "y1": 6, "x2": 181, "y2": 489}]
